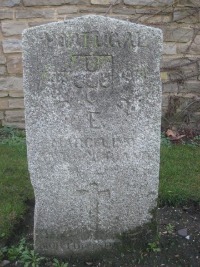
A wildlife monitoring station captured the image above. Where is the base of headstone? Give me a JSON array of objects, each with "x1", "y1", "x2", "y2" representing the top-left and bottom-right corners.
[{"x1": 35, "y1": 210, "x2": 157, "y2": 259}]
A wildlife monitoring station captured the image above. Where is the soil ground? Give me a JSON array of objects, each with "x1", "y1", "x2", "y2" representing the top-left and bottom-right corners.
[{"x1": 6, "y1": 202, "x2": 200, "y2": 267}]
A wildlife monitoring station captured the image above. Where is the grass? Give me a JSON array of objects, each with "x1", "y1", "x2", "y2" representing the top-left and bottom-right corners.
[
  {"x1": 159, "y1": 144, "x2": 200, "y2": 206},
  {"x1": 0, "y1": 127, "x2": 34, "y2": 242},
  {"x1": 0, "y1": 126, "x2": 200, "y2": 243}
]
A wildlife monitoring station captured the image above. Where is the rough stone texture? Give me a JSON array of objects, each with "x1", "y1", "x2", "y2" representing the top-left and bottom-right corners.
[
  {"x1": 28, "y1": 20, "x2": 55, "y2": 27},
  {"x1": 9, "y1": 90, "x2": 24, "y2": 97},
  {"x1": 0, "y1": 55, "x2": 6, "y2": 64},
  {"x1": 23, "y1": 0, "x2": 71, "y2": 5},
  {"x1": 163, "y1": 27, "x2": 194, "y2": 43},
  {"x1": 179, "y1": 0, "x2": 199, "y2": 7},
  {"x1": 0, "y1": 99, "x2": 9, "y2": 110},
  {"x1": 0, "y1": 0, "x2": 20, "y2": 7},
  {"x1": 0, "y1": 111, "x2": 4, "y2": 120},
  {"x1": 5, "y1": 110, "x2": 24, "y2": 122},
  {"x1": 91, "y1": 0, "x2": 113, "y2": 5},
  {"x1": 162, "y1": 83, "x2": 178, "y2": 94},
  {"x1": 23, "y1": 0, "x2": 89, "y2": 6},
  {"x1": 7, "y1": 55, "x2": 22, "y2": 74},
  {"x1": 163, "y1": 43, "x2": 176, "y2": 55},
  {"x1": 2, "y1": 40, "x2": 22, "y2": 53},
  {"x1": 16, "y1": 9, "x2": 55, "y2": 19},
  {"x1": 1, "y1": 22, "x2": 28, "y2": 36},
  {"x1": 180, "y1": 81, "x2": 200, "y2": 94},
  {"x1": 0, "y1": 10, "x2": 13, "y2": 20},
  {"x1": 0, "y1": 91, "x2": 8, "y2": 97},
  {"x1": 173, "y1": 8, "x2": 199, "y2": 23},
  {"x1": 8, "y1": 98, "x2": 24, "y2": 109},
  {"x1": 23, "y1": 15, "x2": 162, "y2": 256},
  {"x1": 124, "y1": 0, "x2": 173, "y2": 6},
  {"x1": 57, "y1": 6, "x2": 78, "y2": 15},
  {"x1": 0, "y1": 66, "x2": 6, "y2": 75},
  {"x1": 0, "y1": 77, "x2": 23, "y2": 91}
]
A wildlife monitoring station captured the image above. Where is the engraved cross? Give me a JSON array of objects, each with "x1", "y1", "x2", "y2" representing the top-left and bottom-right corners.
[{"x1": 77, "y1": 182, "x2": 110, "y2": 239}]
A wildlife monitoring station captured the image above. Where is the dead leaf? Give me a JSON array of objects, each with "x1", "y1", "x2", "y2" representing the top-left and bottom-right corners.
[
  {"x1": 166, "y1": 129, "x2": 176, "y2": 138},
  {"x1": 166, "y1": 129, "x2": 185, "y2": 141}
]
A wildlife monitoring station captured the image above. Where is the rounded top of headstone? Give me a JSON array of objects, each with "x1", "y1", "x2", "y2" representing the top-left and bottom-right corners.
[{"x1": 22, "y1": 15, "x2": 162, "y2": 38}]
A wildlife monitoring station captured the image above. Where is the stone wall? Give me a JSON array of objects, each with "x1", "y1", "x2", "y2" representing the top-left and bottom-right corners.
[{"x1": 0, "y1": 0, "x2": 200, "y2": 130}]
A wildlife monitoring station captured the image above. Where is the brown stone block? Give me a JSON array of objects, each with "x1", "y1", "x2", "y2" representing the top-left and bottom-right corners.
[
  {"x1": 0, "y1": 91, "x2": 9, "y2": 97},
  {"x1": 180, "y1": 81, "x2": 200, "y2": 94},
  {"x1": 162, "y1": 94, "x2": 169, "y2": 107},
  {"x1": 124, "y1": 0, "x2": 173, "y2": 6},
  {"x1": 139, "y1": 15, "x2": 171, "y2": 24},
  {"x1": 0, "y1": 0, "x2": 20, "y2": 7},
  {"x1": 0, "y1": 55, "x2": 6, "y2": 64},
  {"x1": 0, "y1": 10, "x2": 13, "y2": 20},
  {"x1": 1, "y1": 22, "x2": 28, "y2": 37},
  {"x1": 163, "y1": 42, "x2": 177, "y2": 55},
  {"x1": 57, "y1": 6, "x2": 78, "y2": 15},
  {"x1": 16, "y1": 9, "x2": 55, "y2": 19},
  {"x1": 0, "y1": 99, "x2": 9, "y2": 110},
  {"x1": 8, "y1": 98, "x2": 24, "y2": 109},
  {"x1": 0, "y1": 77, "x2": 23, "y2": 91},
  {"x1": 92, "y1": 0, "x2": 120, "y2": 5},
  {"x1": 5, "y1": 110, "x2": 24, "y2": 122},
  {"x1": 0, "y1": 111, "x2": 4, "y2": 120},
  {"x1": 178, "y1": 35, "x2": 200, "y2": 55},
  {"x1": 162, "y1": 83, "x2": 178, "y2": 93},
  {"x1": 9, "y1": 90, "x2": 24, "y2": 97},
  {"x1": 178, "y1": 0, "x2": 200, "y2": 7},
  {"x1": 161, "y1": 57, "x2": 198, "y2": 70},
  {"x1": 136, "y1": 8, "x2": 173, "y2": 14},
  {"x1": 173, "y1": 8, "x2": 199, "y2": 23},
  {"x1": 28, "y1": 20, "x2": 56, "y2": 27},
  {"x1": 79, "y1": 7, "x2": 108, "y2": 14},
  {"x1": 0, "y1": 66, "x2": 6, "y2": 75},
  {"x1": 2, "y1": 39, "x2": 22, "y2": 53},
  {"x1": 113, "y1": 8, "x2": 135, "y2": 15},
  {"x1": 23, "y1": 0, "x2": 89, "y2": 5},
  {"x1": 163, "y1": 27, "x2": 193, "y2": 43},
  {"x1": 62, "y1": 14, "x2": 83, "y2": 21},
  {"x1": 23, "y1": 0, "x2": 70, "y2": 5},
  {"x1": 7, "y1": 54, "x2": 22, "y2": 74}
]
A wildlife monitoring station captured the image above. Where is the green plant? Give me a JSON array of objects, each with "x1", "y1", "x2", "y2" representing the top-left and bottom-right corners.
[
  {"x1": 53, "y1": 258, "x2": 69, "y2": 267},
  {"x1": 20, "y1": 249, "x2": 45, "y2": 267},
  {"x1": 166, "y1": 223, "x2": 175, "y2": 234},
  {"x1": 161, "y1": 133, "x2": 171, "y2": 147},
  {"x1": 0, "y1": 246, "x2": 8, "y2": 261},
  {"x1": 7, "y1": 238, "x2": 26, "y2": 261},
  {"x1": 0, "y1": 126, "x2": 26, "y2": 146},
  {"x1": 147, "y1": 241, "x2": 161, "y2": 253}
]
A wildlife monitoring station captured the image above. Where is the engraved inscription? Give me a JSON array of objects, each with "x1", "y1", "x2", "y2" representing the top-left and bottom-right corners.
[
  {"x1": 57, "y1": 135, "x2": 135, "y2": 163},
  {"x1": 43, "y1": 31, "x2": 138, "y2": 50},
  {"x1": 77, "y1": 183, "x2": 110, "y2": 239},
  {"x1": 39, "y1": 55, "x2": 113, "y2": 115},
  {"x1": 38, "y1": 239, "x2": 116, "y2": 252},
  {"x1": 89, "y1": 112, "x2": 101, "y2": 129},
  {"x1": 71, "y1": 55, "x2": 113, "y2": 90}
]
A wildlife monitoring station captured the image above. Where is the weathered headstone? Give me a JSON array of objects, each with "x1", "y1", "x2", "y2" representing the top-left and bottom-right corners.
[{"x1": 22, "y1": 15, "x2": 162, "y2": 257}]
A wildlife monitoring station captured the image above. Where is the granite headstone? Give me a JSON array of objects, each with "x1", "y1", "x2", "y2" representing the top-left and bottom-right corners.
[{"x1": 22, "y1": 15, "x2": 163, "y2": 257}]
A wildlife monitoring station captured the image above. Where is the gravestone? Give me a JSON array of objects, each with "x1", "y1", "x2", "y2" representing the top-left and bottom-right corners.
[{"x1": 22, "y1": 15, "x2": 162, "y2": 257}]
